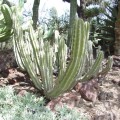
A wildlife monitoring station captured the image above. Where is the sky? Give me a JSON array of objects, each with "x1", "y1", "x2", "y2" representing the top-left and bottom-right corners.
[{"x1": 9, "y1": 0, "x2": 70, "y2": 16}]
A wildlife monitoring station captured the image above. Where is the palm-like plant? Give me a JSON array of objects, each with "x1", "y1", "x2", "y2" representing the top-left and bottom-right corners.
[{"x1": 91, "y1": 3, "x2": 118, "y2": 55}]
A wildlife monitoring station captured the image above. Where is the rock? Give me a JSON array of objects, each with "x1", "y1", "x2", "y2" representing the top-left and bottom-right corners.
[
  {"x1": 113, "y1": 55, "x2": 120, "y2": 67},
  {"x1": 0, "y1": 50, "x2": 17, "y2": 72},
  {"x1": 111, "y1": 79, "x2": 120, "y2": 86},
  {"x1": 18, "y1": 90, "x2": 28, "y2": 97},
  {"x1": 94, "y1": 113, "x2": 116, "y2": 120},
  {"x1": 80, "y1": 85, "x2": 97, "y2": 102},
  {"x1": 118, "y1": 81, "x2": 120, "y2": 86},
  {"x1": 6, "y1": 68, "x2": 26, "y2": 84},
  {"x1": 8, "y1": 78, "x2": 17, "y2": 84},
  {"x1": 74, "y1": 82, "x2": 82, "y2": 92},
  {"x1": 47, "y1": 98, "x2": 62, "y2": 111},
  {"x1": 118, "y1": 94, "x2": 120, "y2": 108},
  {"x1": 98, "y1": 91, "x2": 113, "y2": 101},
  {"x1": 77, "y1": 80, "x2": 98, "y2": 102},
  {"x1": 47, "y1": 91, "x2": 81, "y2": 111},
  {"x1": 98, "y1": 76, "x2": 106, "y2": 85}
]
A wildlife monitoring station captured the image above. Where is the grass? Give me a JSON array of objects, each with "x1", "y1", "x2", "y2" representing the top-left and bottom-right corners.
[{"x1": 0, "y1": 86, "x2": 88, "y2": 120}]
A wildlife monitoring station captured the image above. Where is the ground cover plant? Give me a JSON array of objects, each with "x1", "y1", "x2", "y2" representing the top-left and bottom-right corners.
[{"x1": 0, "y1": 86, "x2": 88, "y2": 120}]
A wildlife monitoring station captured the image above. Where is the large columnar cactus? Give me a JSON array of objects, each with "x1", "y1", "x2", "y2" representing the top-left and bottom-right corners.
[
  {"x1": 67, "y1": 0, "x2": 77, "y2": 48},
  {"x1": 13, "y1": 12, "x2": 113, "y2": 99}
]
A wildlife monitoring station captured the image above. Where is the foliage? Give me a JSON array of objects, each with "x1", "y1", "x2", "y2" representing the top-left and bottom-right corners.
[
  {"x1": 89, "y1": 18, "x2": 100, "y2": 44},
  {"x1": 0, "y1": 0, "x2": 26, "y2": 50},
  {"x1": 66, "y1": 0, "x2": 110, "y2": 48},
  {"x1": 63, "y1": 0, "x2": 111, "y2": 19},
  {"x1": 0, "y1": 4, "x2": 13, "y2": 42},
  {"x1": 40, "y1": 7, "x2": 69, "y2": 37},
  {"x1": 84, "y1": 7, "x2": 105, "y2": 19},
  {"x1": 0, "y1": 86, "x2": 88, "y2": 120},
  {"x1": 58, "y1": 11, "x2": 69, "y2": 34},
  {"x1": 92, "y1": 3, "x2": 118, "y2": 54}
]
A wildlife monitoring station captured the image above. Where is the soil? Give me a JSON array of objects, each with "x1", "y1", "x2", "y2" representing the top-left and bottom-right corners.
[{"x1": 0, "y1": 50, "x2": 120, "y2": 120}]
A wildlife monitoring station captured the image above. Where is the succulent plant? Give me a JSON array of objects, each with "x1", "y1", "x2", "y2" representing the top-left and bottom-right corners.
[
  {"x1": 12, "y1": 12, "x2": 113, "y2": 99},
  {"x1": 0, "y1": 4, "x2": 13, "y2": 42}
]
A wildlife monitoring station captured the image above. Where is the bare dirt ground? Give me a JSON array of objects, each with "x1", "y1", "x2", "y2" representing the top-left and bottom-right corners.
[{"x1": 0, "y1": 50, "x2": 120, "y2": 120}]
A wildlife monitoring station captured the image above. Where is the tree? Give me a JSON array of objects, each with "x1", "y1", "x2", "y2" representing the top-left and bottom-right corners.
[
  {"x1": 94, "y1": 6, "x2": 117, "y2": 55},
  {"x1": 63, "y1": 0, "x2": 110, "y2": 48},
  {"x1": 63, "y1": 0, "x2": 109, "y2": 19},
  {"x1": 115, "y1": 0, "x2": 120, "y2": 55},
  {"x1": 32, "y1": 0, "x2": 40, "y2": 30},
  {"x1": 91, "y1": 0, "x2": 120, "y2": 55},
  {"x1": 2, "y1": 0, "x2": 15, "y2": 7},
  {"x1": 63, "y1": 0, "x2": 84, "y2": 18}
]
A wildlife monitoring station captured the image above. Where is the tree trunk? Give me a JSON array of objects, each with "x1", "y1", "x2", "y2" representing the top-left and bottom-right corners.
[
  {"x1": 77, "y1": 0, "x2": 85, "y2": 19},
  {"x1": 114, "y1": 1, "x2": 120, "y2": 55},
  {"x1": 32, "y1": 0, "x2": 40, "y2": 30}
]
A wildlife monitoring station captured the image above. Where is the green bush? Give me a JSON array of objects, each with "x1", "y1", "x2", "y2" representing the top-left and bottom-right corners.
[{"x1": 0, "y1": 86, "x2": 88, "y2": 120}]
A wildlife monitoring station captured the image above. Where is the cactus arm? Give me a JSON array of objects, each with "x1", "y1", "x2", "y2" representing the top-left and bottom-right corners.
[
  {"x1": 80, "y1": 51, "x2": 113, "y2": 82},
  {"x1": 12, "y1": 10, "x2": 26, "y2": 70},
  {"x1": 98, "y1": 56, "x2": 113, "y2": 76},
  {"x1": 57, "y1": 38, "x2": 67, "y2": 79},
  {"x1": 28, "y1": 27, "x2": 48, "y2": 90},
  {"x1": 16, "y1": 28, "x2": 42, "y2": 89},
  {"x1": 28, "y1": 26, "x2": 54, "y2": 92},
  {"x1": 28, "y1": 26, "x2": 41, "y2": 71},
  {"x1": 40, "y1": 42, "x2": 54, "y2": 92},
  {"x1": 43, "y1": 42, "x2": 54, "y2": 92},
  {"x1": 75, "y1": 39, "x2": 93, "y2": 80},
  {"x1": 80, "y1": 51, "x2": 104, "y2": 82},
  {"x1": 13, "y1": 34, "x2": 25, "y2": 70}
]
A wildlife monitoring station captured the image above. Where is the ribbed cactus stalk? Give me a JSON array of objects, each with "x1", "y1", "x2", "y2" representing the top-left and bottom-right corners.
[
  {"x1": 57, "y1": 38, "x2": 67, "y2": 78},
  {"x1": 13, "y1": 13, "x2": 113, "y2": 99},
  {"x1": 12, "y1": 9, "x2": 25, "y2": 71}
]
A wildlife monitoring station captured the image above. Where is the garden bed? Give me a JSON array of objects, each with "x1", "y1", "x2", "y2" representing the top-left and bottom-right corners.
[{"x1": 0, "y1": 50, "x2": 120, "y2": 120}]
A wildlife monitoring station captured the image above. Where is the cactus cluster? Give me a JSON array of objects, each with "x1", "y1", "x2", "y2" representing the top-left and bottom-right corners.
[{"x1": 12, "y1": 7, "x2": 113, "y2": 99}]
